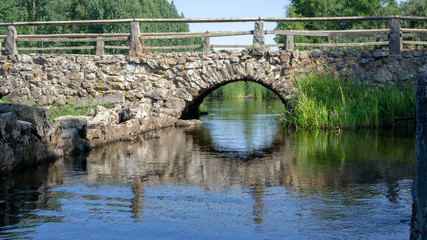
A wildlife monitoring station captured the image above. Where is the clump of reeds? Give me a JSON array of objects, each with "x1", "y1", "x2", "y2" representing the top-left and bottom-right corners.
[{"x1": 281, "y1": 74, "x2": 416, "y2": 130}]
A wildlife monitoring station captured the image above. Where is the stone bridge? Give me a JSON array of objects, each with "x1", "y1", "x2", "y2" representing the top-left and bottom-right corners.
[{"x1": 1, "y1": 49, "x2": 426, "y2": 120}]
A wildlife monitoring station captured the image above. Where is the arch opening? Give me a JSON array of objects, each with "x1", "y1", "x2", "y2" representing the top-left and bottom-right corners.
[{"x1": 180, "y1": 79, "x2": 287, "y2": 120}]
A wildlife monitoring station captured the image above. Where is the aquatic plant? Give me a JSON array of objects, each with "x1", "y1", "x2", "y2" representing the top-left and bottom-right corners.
[{"x1": 281, "y1": 74, "x2": 416, "y2": 129}]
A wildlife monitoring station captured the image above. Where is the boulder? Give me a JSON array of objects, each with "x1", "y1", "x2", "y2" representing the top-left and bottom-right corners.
[{"x1": 0, "y1": 103, "x2": 50, "y2": 138}]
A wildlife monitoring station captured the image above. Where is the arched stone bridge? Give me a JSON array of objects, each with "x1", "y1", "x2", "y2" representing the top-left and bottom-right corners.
[{"x1": 1, "y1": 49, "x2": 426, "y2": 119}]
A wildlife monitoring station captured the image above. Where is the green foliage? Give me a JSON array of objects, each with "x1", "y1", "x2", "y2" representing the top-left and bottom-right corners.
[
  {"x1": 400, "y1": 0, "x2": 427, "y2": 49},
  {"x1": 275, "y1": 0, "x2": 400, "y2": 50},
  {"x1": 210, "y1": 81, "x2": 278, "y2": 99},
  {"x1": 199, "y1": 103, "x2": 208, "y2": 113},
  {"x1": 0, "y1": 0, "x2": 200, "y2": 53},
  {"x1": 49, "y1": 103, "x2": 113, "y2": 121},
  {"x1": 0, "y1": 97, "x2": 12, "y2": 104},
  {"x1": 281, "y1": 74, "x2": 416, "y2": 130}
]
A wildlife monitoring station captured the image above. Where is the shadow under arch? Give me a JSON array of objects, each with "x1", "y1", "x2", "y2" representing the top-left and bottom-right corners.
[{"x1": 180, "y1": 78, "x2": 289, "y2": 120}]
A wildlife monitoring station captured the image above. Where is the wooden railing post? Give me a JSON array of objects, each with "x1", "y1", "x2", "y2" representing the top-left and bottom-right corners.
[
  {"x1": 129, "y1": 21, "x2": 141, "y2": 56},
  {"x1": 389, "y1": 17, "x2": 401, "y2": 55},
  {"x1": 286, "y1": 34, "x2": 294, "y2": 51},
  {"x1": 252, "y1": 20, "x2": 265, "y2": 56},
  {"x1": 96, "y1": 37, "x2": 104, "y2": 55},
  {"x1": 203, "y1": 36, "x2": 210, "y2": 52},
  {"x1": 5, "y1": 26, "x2": 18, "y2": 55}
]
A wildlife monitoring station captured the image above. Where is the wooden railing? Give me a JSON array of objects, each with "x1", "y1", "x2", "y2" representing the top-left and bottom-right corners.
[{"x1": 0, "y1": 16, "x2": 426, "y2": 56}]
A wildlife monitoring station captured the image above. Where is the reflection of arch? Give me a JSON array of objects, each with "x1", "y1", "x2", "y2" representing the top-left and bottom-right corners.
[{"x1": 182, "y1": 120, "x2": 277, "y2": 159}]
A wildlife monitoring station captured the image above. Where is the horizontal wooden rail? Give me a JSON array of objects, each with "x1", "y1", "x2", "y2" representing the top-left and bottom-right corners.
[
  {"x1": 145, "y1": 45, "x2": 202, "y2": 50},
  {"x1": 402, "y1": 33, "x2": 427, "y2": 38},
  {"x1": 18, "y1": 33, "x2": 130, "y2": 38},
  {"x1": 141, "y1": 31, "x2": 253, "y2": 40},
  {"x1": 295, "y1": 41, "x2": 389, "y2": 47},
  {"x1": 17, "y1": 37, "x2": 128, "y2": 42},
  {"x1": 211, "y1": 44, "x2": 252, "y2": 48},
  {"x1": 401, "y1": 28, "x2": 427, "y2": 33},
  {"x1": 104, "y1": 46, "x2": 129, "y2": 50},
  {"x1": 18, "y1": 46, "x2": 95, "y2": 51},
  {"x1": 404, "y1": 41, "x2": 427, "y2": 45},
  {"x1": 270, "y1": 30, "x2": 388, "y2": 38},
  {"x1": 1, "y1": 15, "x2": 426, "y2": 27}
]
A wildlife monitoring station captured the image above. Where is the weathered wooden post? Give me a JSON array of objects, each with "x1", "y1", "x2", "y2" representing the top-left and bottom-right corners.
[
  {"x1": 5, "y1": 26, "x2": 18, "y2": 55},
  {"x1": 129, "y1": 21, "x2": 141, "y2": 56},
  {"x1": 252, "y1": 20, "x2": 265, "y2": 56},
  {"x1": 203, "y1": 36, "x2": 211, "y2": 53},
  {"x1": 389, "y1": 17, "x2": 401, "y2": 55},
  {"x1": 410, "y1": 71, "x2": 427, "y2": 240},
  {"x1": 286, "y1": 33, "x2": 294, "y2": 51},
  {"x1": 96, "y1": 37, "x2": 105, "y2": 56}
]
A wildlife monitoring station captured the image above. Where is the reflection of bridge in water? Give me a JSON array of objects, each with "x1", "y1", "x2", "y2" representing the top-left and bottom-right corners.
[
  {"x1": 84, "y1": 127, "x2": 414, "y2": 222},
  {"x1": 0, "y1": 127, "x2": 415, "y2": 233}
]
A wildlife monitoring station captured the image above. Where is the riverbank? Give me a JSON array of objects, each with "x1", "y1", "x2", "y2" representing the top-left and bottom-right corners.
[{"x1": 0, "y1": 101, "x2": 202, "y2": 176}]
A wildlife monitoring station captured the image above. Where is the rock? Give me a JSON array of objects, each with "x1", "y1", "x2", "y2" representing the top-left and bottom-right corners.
[
  {"x1": 0, "y1": 104, "x2": 50, "y2": 138},
  {"x1": 175, "y1": 119, "x2": 203, "y2": 127},
  {"x1": 52, "y1": 115, "x2": 89, "y2": 134},
  {"x1": 70, "y1": 93, "x2": 124, "y2": 107},
  {"x1": 0, "y1": 112, "x2": 21, "y2": 141},
  {"x1": 58, "y1": 128, "x2": 85, "y2": 155},
  {"x1": 372, "y1": 51, "x2": 389, "y2": 58},
  {"x1": 373, "y1": 69, "x2": 392, "y2": 83},
  {"x1": 92, "y1": 105, "x2": 119, "y2": 125}
]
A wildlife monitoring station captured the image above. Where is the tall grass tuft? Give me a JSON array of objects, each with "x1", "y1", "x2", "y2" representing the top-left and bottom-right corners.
[
  {"x1": 281, "y1": 74, "x2": 416, "y2": 130},
  {"x1": 210, "y1": 81, "x2": 278, "y2": 99}
]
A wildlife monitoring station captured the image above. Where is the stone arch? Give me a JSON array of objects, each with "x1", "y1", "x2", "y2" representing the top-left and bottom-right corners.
[{"x1": 176, "y1": 57, "x2": 294, "y2": 119}]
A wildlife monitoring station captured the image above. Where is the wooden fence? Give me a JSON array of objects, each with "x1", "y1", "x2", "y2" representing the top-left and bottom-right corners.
[{"x1": 0, "y1": 16, "x2": 426, "y2": 56}]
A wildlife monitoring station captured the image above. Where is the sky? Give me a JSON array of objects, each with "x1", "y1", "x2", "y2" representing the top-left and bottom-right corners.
[{"x1": 167, "y1": 0, "x2": 290, "y2": 49}]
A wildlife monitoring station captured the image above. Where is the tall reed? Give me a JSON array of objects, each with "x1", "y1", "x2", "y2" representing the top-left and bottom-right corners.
[{"x1": 281, "y1": 74, "x2": 416, "y2": 129}]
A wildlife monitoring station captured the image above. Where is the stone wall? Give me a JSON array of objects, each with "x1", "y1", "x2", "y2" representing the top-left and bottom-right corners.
[
  {"x1": 411, "y1": 71, "x2": 427, "y2": 240},
  {"x1": 1, "y1": 49, "x2": 426, "y2": 118}
]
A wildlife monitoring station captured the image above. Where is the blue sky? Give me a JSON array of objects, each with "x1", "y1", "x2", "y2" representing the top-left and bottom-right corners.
[{"x1": 167, "y1": 0, "x2": 289, "y2": 48}]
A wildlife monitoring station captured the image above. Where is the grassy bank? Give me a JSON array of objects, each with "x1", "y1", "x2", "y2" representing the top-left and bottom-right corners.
[
  {"x1": 281, "y1": 74, "x2": 416, "y2": 130},
  {"x1": 210, "y1": 81, "x2": 278, "y2": 99},
  {"x1": 49, "y1": 103, "x2": 113, "y2": 121}
]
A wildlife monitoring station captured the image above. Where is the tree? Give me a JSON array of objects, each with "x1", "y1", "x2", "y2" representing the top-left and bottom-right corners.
[
  {"x1": 274, "y1": 0, "x2": 399, "y2": 50},
  {"x1": 0, "y1": 0, "x2": 200, "y2": 53}
]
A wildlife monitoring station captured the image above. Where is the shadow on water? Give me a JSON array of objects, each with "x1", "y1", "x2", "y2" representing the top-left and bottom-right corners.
[{"x1": 0, "y1": 99, "x2": 416, "y2": 239}]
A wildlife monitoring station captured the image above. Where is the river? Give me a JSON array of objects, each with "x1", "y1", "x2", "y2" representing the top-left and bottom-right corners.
[{"x1": 0, "y1": 99, "x2": 416, "y2": 239}]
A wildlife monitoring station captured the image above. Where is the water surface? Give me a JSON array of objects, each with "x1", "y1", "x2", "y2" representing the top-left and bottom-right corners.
[{"x1": 0, "y1": 99, "x2": 415, "y2": 239}]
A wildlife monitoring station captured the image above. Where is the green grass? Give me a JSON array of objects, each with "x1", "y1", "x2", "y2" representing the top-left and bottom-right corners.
[
  {"x1": 49, "y1": 103, "x2": 114, "y2": 121},
  {"x1": 0, "y1": 97, "x2": 12, "y2": 104},
  {"x1": 281, "y1": 74, "x2": 416, "y2": 130},
  {"x1": 210, "y1": 81, "x2": 278, "y2": 99}
]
